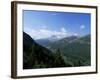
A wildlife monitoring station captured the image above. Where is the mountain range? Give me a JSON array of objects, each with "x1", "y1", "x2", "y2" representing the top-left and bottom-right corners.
[
  {"x1": 35, "y1": 35, "x2": 60, "y2": 47},
  {"x1": 23, "y1": 32, "x2": 91, "y2": 69},
  {"x1": 47, "y1": 35, "x2": 91, "y2": 66},
  {"x1": 23, "y1": 32, "x2": 68, "y2": 69}
]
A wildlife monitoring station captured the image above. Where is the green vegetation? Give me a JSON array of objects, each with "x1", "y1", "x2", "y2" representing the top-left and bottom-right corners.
[
  {"x1": 47, "y1": 35, "x2": 91, "y2": 67},
  {"x1": 23, "y1": 32, "x2": 67, "y2": 69},
  {"x1": 23, "y1": 32, "x2": 91, "y2": 69}
]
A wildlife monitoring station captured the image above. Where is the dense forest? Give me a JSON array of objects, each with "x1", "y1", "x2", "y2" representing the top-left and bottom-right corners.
[
  {"x1": 23, "y1": 32, "x2": 91, "y2": 69},
  {"x1": 23, "y1": 32, "x2": 68, "y2": 69}
]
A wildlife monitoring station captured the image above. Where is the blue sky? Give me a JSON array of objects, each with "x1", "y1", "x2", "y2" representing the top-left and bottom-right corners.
[{"x1": 23, "y1": 10, "x2": 91, "y2": 39}]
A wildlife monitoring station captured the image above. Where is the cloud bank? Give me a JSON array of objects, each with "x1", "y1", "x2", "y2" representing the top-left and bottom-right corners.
[
  {"x1": 24, "y1": 27, "x2": 68, "y2": 40},
  {"x1": 80, "y1": 25, "x2": 85, "y2": 29}
]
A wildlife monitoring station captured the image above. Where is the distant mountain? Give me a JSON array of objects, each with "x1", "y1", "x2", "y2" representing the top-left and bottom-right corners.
[
  {"x1": 74, "y1": 35, "x2": 90, "y2": 44},
  {"x1": 48, "y1": 35, "x2": 60, "y2": 42},
  {"x1": 23, "y1": 32, "x2": 67, "y2": 69},
  {"x1": 35, "y1": 35, "x2": 60, "y2": 47},
  {"x1": 50, "y1": 36, "x2": 78, "y2": 46},
  {"x1": 23, "y1": 32, "x2": 91, "y2": 68},
  {"x1": 35, "y1": 39, "x2": 51, "y2": 47},
  {"x1": 47, "y1": 35, "x2": 91, "y2": 66}
]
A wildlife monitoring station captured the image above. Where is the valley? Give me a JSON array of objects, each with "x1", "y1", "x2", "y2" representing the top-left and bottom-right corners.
[{"x1": 23, "y1": 32, "x2": 91, "y2": 69}]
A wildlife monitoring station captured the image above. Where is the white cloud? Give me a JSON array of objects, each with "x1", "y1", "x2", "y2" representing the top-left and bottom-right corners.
[
  {"x1": 74, "y1": 33, "x2": 78, "y2": 36},
  {"x1": 80, "y1": 25, "x2": 85, "y2": 29},
  {"x1": 61, "y1": 27, "x2": 67, "y2": 33},
  {"x1": 24, "y1": 27, "x2": 68, "y2": 39}
]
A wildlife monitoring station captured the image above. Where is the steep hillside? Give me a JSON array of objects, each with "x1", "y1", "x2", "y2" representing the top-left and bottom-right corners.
[{"x1": 23, "y1": 32, "x2": 68, "y2": 69}]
